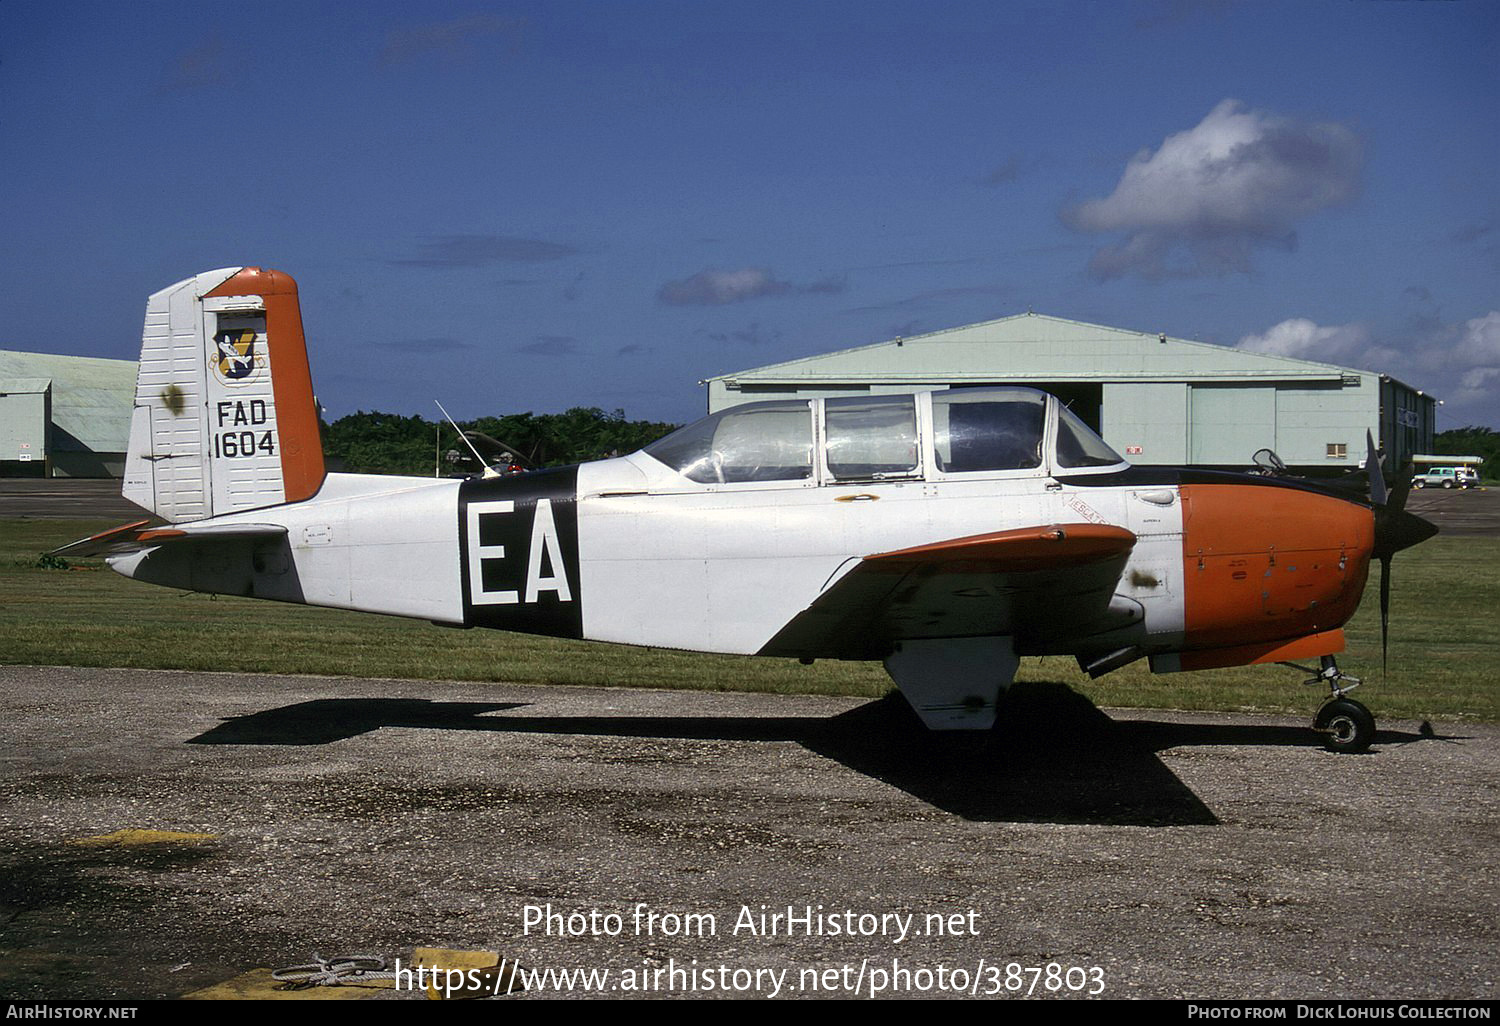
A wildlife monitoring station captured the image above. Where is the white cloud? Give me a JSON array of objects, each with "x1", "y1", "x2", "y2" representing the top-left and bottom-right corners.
[
  {"x1": 1236, "y1": 318, "x2": 1371, "y2": 364},
  {"x1": 659, "y1": 268, "x2": 792, "y2": 306},
  {"x1": 1237, "y1": 311, "x2": 1500, "y2": 425},
  {"x1": 1064, "y1": 100, "x2": 1362, "y2": 279},
  {"x1": 1450, "y1": 313, "x2": 1500, "y2": 411},
  {"x1": 657, "y1": 268, "x2": 846, "y2": 306},
  {"x1": 1454, "y1": 311, "x2": 1500, "y2": 365},
  {"x1": 1459, "y1": 367, "x2": 1500, "y2": 391}
]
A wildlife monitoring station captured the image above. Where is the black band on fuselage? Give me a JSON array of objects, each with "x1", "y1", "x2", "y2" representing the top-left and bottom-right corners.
[{"x1": 457, "y1": 466, "x2": 583, "y2": 638}]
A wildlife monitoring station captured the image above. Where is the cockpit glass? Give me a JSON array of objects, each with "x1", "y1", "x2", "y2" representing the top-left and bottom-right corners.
[
  {"x1": 1054, "y1": 402, "x2": 1125, "y2": 469},
  {"x1": 824, "y1": 395, "x2": 919, "y2": 481},
  {"x1": 643, "y1": 401, "x2": 813, "y2": 483},
  {"x1": 931, "y1": 389, "x2": 1045, "y2": 472}
]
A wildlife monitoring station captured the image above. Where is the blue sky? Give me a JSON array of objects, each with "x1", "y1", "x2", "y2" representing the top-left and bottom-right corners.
[{"x1": 3, "y1": 0, "x2": 1496, "y2": 428}]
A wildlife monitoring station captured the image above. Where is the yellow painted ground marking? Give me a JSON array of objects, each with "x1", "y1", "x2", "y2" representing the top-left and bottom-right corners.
[
  {"x1": 181, "y1": 969, "x2": 391, "y2": 1001},
  {"x1": 69, "y1": 828, "x2": 217, "y2": 847},
  {"x1": 180, "y1": 951, "x2": 518, "y2": 1001}
]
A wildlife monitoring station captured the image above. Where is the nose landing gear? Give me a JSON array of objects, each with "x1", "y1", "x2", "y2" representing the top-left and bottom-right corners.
[
  {"x1": 1314, "y1": 698, "x2": 1376, "y2": 753},
  {"x1": 1283, "y1": 655, "x2": 1376, "y2": 753}
]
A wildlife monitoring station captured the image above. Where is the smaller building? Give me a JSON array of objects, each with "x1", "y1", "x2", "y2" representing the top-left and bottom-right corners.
[
  {"x1": 704, "y1": 313, "x2": 1436, "y2": 473},
  {"x1": 0, "y1": 350, "x2": 137, "y2": 477}
]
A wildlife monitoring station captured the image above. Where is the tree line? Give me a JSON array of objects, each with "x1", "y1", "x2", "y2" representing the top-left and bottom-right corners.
[
  {"x1": 1433, "y1": 426, "x2": 1500, "y2": 481},
  {"x1": 324, "y1": 408, "x2": 680, "y2": 477}
]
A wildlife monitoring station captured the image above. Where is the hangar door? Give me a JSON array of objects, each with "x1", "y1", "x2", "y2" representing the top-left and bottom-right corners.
[
  {"x1": 1189, "y1": 386, "x2": 1276, "y2": 466},
  {"x1": 0, "y1": 387, "x2": 49, "y2": 477}
]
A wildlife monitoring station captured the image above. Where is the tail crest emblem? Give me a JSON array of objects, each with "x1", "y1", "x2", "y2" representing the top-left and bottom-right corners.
[{"x1": 212, "y1": 328, "x2": 261, "y2": 384}]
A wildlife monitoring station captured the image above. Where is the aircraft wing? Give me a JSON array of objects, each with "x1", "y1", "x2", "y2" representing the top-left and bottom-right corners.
[
  {"x1": 759, "y1": 523, "x2": 1138, "y2": 659},
  {"x1": 52, "y1": 520, "x2": 289, "y2": 558}
]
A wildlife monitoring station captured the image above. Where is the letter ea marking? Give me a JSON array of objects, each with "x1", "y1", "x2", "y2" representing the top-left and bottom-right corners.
[
  {"x1": 458, "y1": 466, "x2": 582, "y2": 638},
  {"x1": 468, "y1": 500, "x2": 519, "y2": 605},
  {"x1": 526, "y1": 499, "x2": 573, "y2": 603},
  {"x1": 466, "y1": 498, "x2": 575, "y2": 606}
]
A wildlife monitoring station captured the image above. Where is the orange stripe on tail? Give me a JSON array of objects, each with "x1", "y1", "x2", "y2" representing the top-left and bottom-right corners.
[{"x1": 205, "y1": 268, "x2": 325, "y2": 504}]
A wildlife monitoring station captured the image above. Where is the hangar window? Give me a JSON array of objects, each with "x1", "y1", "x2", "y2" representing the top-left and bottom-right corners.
[
  {"x1": 644, "y1": 401, "x2": 813, "y2": 483},
  {"x1": 931, "y1": 389, "x2": 1045, "y2": 473},
  {"x1": 824, "y1": 395, "x2": 920, "y2": 481},
  {"x1": 1327, "y1": 443, "x2": 1347, "y2": 459}
]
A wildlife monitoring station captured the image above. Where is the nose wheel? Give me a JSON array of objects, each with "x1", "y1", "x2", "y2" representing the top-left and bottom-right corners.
[
  {"x1": 1313, "y1": 697, "x2": 1376, "y2": 753},
  {"x1": 1284, "y1": 655, "x2": 1376, "y2": 753}
]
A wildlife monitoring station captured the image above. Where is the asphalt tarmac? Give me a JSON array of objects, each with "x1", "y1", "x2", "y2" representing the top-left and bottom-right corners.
[
  {"x1": 0, "y1": 479, "x2": 145, "y2": 520},
  {"x1": 1403, "y1": 485, "x2": 1500, "y2": 537},
  {"x1": 1, "y1": 664, "x2": 1494, "y2": 1001}
]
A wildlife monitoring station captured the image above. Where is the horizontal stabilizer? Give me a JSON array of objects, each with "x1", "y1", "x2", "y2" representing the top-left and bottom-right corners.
[{"x1": 52, "y1": 520, "x2": 288, "y2": 558}]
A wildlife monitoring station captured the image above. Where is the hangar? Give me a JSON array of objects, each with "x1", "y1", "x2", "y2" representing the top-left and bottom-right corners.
[
  {"x1": 704, "y1": 313, "x2": 1435, "y2": 473},
  {"x1": 0, "y1": 350, "x2": 137, "y2": 477}
]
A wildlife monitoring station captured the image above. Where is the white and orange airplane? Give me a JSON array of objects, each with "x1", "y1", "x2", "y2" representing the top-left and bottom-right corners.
[{"x1": 60, "y1": 267, "x2": 1437, "y2": 750}]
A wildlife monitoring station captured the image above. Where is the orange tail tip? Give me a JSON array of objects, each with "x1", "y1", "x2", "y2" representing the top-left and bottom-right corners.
[{"x1": 205, "y1": 268, "x2": 325, "y2": 504}]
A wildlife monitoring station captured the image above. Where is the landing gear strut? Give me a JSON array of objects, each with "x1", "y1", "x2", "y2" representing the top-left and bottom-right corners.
[{"x1": 1285, "y1": 655, "x2": 1375, "y2": 753}]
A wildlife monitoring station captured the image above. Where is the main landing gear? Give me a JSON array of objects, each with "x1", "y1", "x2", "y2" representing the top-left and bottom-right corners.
[{"x1": 1284, "y1": 655, "x2": 1376, "y2": 753}]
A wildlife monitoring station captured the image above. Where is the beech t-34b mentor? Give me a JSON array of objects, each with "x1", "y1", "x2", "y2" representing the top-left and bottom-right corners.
[{"x1": 60, "y1": 268, "x2": 1438, "y2": 750}]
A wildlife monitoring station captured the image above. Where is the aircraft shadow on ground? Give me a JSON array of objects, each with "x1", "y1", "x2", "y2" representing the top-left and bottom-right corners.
[{"x1": 186, "y1": 683, "x2": 1441, "y2": 827}]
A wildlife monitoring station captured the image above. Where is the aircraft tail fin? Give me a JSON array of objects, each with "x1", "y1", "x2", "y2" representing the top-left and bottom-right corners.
[{"x1": 122, "y1": 267, "x2": 326, "y2": 522}]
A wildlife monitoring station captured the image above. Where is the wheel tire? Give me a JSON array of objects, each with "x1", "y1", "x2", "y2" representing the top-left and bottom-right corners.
[
  {"x1": 1415, "y1": 480, "x2": 1425, "y2": 488},
  {"x1": 1443, "y1": 480, "x2": 1454, "y2": 489},
  {"x1": 1315, "y1": 699, "x2": 1376, "y2": 753}
]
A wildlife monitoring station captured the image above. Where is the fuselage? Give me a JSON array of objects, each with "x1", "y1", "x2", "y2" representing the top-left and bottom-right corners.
[{"x1": 108, "y1": 452, "x2": 1376, "y2": 674}]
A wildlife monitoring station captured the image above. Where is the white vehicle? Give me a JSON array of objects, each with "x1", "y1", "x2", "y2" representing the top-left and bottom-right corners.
[
  {"x1": 60, "y1": 268, "x2": 1439, "y2": 751},
  {"x1": 1412, "y1": 466, "x2": 1478, "y2": 489}
]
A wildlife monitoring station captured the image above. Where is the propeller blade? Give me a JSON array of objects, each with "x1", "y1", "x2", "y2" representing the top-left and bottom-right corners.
[
  {"x1": 464, "y1": 430, "x2": 533, "y2": 468},
  {"x1": 1379, "y1": 554, "x2": 1391, "y2": 672},
  {"x1": 1360, "y1": 437, "x2": 1432, "y2": 675},
  {"x1": 1388, "y1": 461, "x2": 1415, "y2": 514},
  {"x1": 1371, "y1": 504, "x2": 1437, "y2": 674},
  {"x1": 1366, "y1": 430, "x2": 1388, "y2": 508}
]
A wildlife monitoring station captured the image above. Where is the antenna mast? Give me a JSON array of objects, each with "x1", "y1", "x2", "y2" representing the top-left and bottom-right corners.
[{"x1": 435, "y1": 400, "x2": 500, "y2": 478}]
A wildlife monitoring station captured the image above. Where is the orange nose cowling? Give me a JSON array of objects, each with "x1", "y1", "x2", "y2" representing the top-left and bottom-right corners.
[{"x1": 1180, "y1": 484, "x2": 1374, "y2": 652}]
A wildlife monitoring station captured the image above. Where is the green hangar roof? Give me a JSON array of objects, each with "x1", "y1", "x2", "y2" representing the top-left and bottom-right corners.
[{"x1": 707, "y1": 312, "x2": 1372, "y2": 389}]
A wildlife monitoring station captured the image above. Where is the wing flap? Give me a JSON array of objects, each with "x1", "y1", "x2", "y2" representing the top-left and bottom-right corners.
[{"x1": 760, "y1": 523, "x2": 1137, "y2": 659}]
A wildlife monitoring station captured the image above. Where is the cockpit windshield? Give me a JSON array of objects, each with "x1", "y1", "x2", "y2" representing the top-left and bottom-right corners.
[
  {"x1": 643, "y1": 401, "x2": 813, "y2": 483},
  {"x1": 1053, "y1": 401, "x2": 1125, "y2": 469}
]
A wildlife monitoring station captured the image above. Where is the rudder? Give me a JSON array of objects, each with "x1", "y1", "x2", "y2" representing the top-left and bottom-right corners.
[{"x1": 122, "y1": 267, "x2": 326, "y2": 522}]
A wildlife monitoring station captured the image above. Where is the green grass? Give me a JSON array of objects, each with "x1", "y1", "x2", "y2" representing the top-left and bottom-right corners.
[
  {"x1": 3, "y1": 518, "x2": 1496, "y2": 721},
  {"x1": 0, "y1": 519, "x2": 893, "y2": 698}
]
